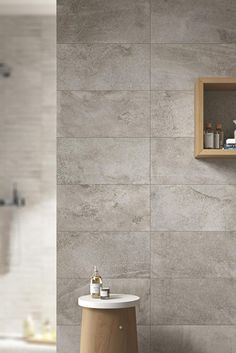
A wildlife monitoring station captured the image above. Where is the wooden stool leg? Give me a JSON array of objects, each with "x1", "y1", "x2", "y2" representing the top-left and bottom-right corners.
[{"x1": 80, "y1": 307, "x2": 139, "y2": 353}]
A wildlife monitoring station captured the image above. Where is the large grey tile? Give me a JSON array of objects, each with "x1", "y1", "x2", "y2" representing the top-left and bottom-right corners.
[
  {"x1": 57, "y1": 325, "x2": 80, "y2": 353},
  {"x1": 151, "y1": 44, "x2": 236, "y2": 90},
  {"x1": 57, "y1": 278, "x2": 150, "y2": 325},
  {"x1": 138, "y1": 326, "x2": 150, "y2": 353},
  {"x1": 58, "y1": 91, "x2": 150, "y2": 138},
  {"x1": 151, "y1": 279, "x2": 236, "y2": 324},
  {"x1": 58, "y1": 44, "x2": 149, "y2": 90},
  {"x1": 57, "y1": 278, "x2": 88, "y2": 325},
  {"x1": 151, "y1": 0, "x2": 236, "y2": 43},
  {"x1": 151, "y1": 138, "x2": 236, "y2": 184},
  {"x1": 58, "y1": 185, "x2": 150, "y2": 231},
  {"x1": 151, "y1": 231, "x2": 236, "y2": 278},
  {"x1": 58, "y1": 231, "x2": 150, "y2": 278},
  {"x1": 151, "y1": 185, "x2": 236, "y2": 231},
  {"x1": 151, "y1": 325, "x2": 236, "y2": 353},
  {"x1": 151, "y1": 91, "x2": 194, "y2": 137},
  {"x1": 57, "y1": 138, "x2": 149, "y2": 184},
  {"x1": 57, "y1": 0, "x2": 150, "y2": 43},
  {"x1": 106, "y1": 278, "x2": 150, "y2": 325}
]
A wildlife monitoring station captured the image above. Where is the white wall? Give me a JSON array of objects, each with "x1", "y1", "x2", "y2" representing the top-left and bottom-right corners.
[
  {"x1": 0, "y1": 0, "x2": 55, "y2": 15},
  {"x1": 0, "y1": 16, "x2": 56, "y2": 335}
]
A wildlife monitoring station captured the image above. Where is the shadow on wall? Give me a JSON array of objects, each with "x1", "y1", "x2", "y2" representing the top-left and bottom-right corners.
[{"x1": 151, "y1": 327, "x2": 203, "y2": 353}]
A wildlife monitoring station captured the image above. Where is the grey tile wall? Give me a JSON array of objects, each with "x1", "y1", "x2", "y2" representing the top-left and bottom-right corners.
[
  {"x1": 151, "y1": 326, "x2": 236, "y2": 353},
  {"x1": 151, "y1": 138, "x2": 236, "y2": 184},
  {"x1": 58, "y1": 231, "x2": 150, "y2": 278},
  {"x1": 57, "y1": 138, "x2": 149, "y2": 184},
  {"x1": 58, "y1": 91, "x2": 150, "y2": 137},
  {"x1": 151, "y1": 0, "x2": 236, "y2": 44},
  {"x1": 151, "y1": 44, "x2": 236, "y2": 90},
  {"x1": 151, "y1": 232, "x2": 236, "y2": 279},
  {"x1": 57, "y1": 1, "x2": 236, "y2": 353},
  {"x1": 58, "y1": 185, "x2": 150, "y2": 231},
  {"x1": 151, "y1": 185, "x2": 236, "y2": 231},
  {"x1": 58, "y1": 44, "x2": 150, "y2": 90},
  {"x1": 151, "y1": 278, "x2": 236, "y2": 325},
  {"x1": 57, "y1": 0, "x2": 150, "y2": 44}
]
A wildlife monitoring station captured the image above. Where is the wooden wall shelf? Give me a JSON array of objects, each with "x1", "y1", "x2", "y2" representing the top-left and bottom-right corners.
[{"x1": 195, "y1": 77, "x2": 236, "y2": 158}]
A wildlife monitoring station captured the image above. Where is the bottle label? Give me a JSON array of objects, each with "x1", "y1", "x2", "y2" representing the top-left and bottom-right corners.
[
  {"x1": 214, "y1": 133, "x2": 220, "y2": 149},
  {"x1": 205, "y1": 132, "x2": 214, "y2": 148},
  {"x1": 90, "y1": 283, "x2": 100, "y2": 295}
]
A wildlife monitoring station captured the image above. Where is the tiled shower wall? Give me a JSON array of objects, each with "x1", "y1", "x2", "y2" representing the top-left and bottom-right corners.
[
  {"x1": 57, "y1": 1, "x2": 236, "y2": 352},
  {"x1": 0, "y1": 16, "x2": 56, "y2": 333}
]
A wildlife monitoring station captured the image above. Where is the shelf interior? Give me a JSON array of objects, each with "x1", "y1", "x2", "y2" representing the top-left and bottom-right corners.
[{"x1": 204, "y1": 87, "x2": 236, "y2": 141}]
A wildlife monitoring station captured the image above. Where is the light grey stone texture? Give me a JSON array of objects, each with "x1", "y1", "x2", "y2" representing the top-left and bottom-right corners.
[
  {"x1": 151, "y1": 91, "x2": 194, "y2": 137},
  {"x1": 58, "y1": 185, "x2": 150, "y2": 231},
  {"x1": 58, "y1": 231, "x2": 150, "y2": 278},
  {"x1": 151, "y1": 0, "x2": 236, "y2": 44},
  {"x1": 151, "y1": 138, "x2": 236, "y2": 184},
  {"x1": 57, "y1": 0, "x2": 150, "y2": 44},
  {"x1": 151, "y1": 279, "x2": 236, "y2": 325},
  {"x1": 57, "y1": 278, "x2": 88, "y2": 325},
  {"x1": 151, "y1": 326, "x2": 236, "y2": 353},
  {"x1": 57, "y1": 278, "x2": 150, "y2": 325},
  {"x1": 151, "y1": 185, "x2": 236, "y2": 231},
  {"x1": 57, "y1": 138, "x2": 149, "y2": 184},
  {"x1": 138, "y1": 326, "x2": 150, "y2": 353},
  {"x1": 151, "y1": 232, "x2": 236, "y2": 279},
  {"x1": 151, "y1": 44, "x2": 236, "y2": 90},
  {"x1": 57, "y1": 91, "x2": 150, "y2": 138},
  {"x1": 204, "y1": 90, "x2": 236, "y2": 138},
  {"x1": 58, "y1": 44, "x2": 149, "y2": 90},
  {"x1": 57, "y1": 325, "x2": 80, "y2": 353}
]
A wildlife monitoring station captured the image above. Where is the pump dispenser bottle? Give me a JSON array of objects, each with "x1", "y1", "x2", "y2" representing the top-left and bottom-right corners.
[{"x1": 90, "y1": 266, "x2": 102, "y2": 298}]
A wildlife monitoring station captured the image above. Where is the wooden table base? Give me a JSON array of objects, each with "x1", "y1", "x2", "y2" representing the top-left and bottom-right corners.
[{"x1": 80, "y1": 307, "x2": 139, "y2": 353}]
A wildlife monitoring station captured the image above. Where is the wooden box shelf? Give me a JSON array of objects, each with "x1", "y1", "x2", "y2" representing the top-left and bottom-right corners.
[{"x1": 195, "y1": 77, "x2": 236, "y2": 158}]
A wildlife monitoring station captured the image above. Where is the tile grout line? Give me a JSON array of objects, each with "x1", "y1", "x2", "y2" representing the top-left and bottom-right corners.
[
  {"x1": 57, "y1": 88, "x2": 194, "y2": 93},
  {"x1": 57, "y1": 42, "x2": 236, "y2": 45},
  {"x1": 57, "y1": 183, "x2": 236, "y2": 186},
  {"x1": 57, "y1": 230, "x2": 236, "y2": 233},
  {"x1": 149, "y1": 1, "x2": 152, "y2": 348},
  {"x1": 57, "y1": 276, "x2": 236, "y2": 280},
  {"x1": 57, "y1": 89, "x2": 194, "y2": 92},
  {"x1": 57, "y1": 136, "x2": 195, "y2": 139}
]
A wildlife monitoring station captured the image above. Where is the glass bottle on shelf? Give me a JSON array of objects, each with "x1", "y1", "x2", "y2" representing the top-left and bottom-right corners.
[
  {"x1": 214, "y1": 123, "x2": 224, "y2": 149},
  {"x1": 204, "y1": 122, "x2": 214, "y2": 149}
]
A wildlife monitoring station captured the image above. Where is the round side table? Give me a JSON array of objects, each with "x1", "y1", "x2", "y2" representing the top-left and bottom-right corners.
[{"x1": 78, "y1": 294, "x2": 140, "y2": 353}]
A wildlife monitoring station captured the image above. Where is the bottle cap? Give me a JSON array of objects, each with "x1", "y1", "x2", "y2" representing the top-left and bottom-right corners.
[
  {"x1": 206, "y1": 122, "x2": 212, "y2": 128},
  {"x1": 216, "y1": 122, "x2": 222, "y2": 129}
]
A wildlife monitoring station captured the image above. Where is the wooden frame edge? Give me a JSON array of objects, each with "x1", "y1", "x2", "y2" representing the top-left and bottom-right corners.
[{"x1": 194, "y1": 78, "x2": 204, "y2": 158}]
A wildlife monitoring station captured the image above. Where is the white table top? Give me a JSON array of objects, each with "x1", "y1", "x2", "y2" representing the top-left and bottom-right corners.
[{"x1": 78, "y1": 294, "x2": 140, "y2": 309}]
